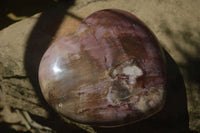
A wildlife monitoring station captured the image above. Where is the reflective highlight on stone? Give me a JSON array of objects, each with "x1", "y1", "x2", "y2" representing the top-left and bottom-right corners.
[{"x1": 38, "y1": 9, "x2": 166, "y2": 127}]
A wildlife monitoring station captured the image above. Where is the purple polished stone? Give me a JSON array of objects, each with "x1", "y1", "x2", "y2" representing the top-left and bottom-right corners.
[{"x1": 38, "y1": 9, "x2": 166, "y2": 127}]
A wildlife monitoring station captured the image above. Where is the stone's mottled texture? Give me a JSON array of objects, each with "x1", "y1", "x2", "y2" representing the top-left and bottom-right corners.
[{"x1": 38, "y1": 9, "x2": 166, "y2": 126}]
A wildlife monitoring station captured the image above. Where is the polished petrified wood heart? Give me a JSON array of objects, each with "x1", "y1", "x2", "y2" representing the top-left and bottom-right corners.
[{"x1": 38, "y1": 9, "x2": 166, "y2": 127}]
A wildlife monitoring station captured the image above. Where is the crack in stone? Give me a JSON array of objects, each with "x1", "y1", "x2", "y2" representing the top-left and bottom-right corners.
[{"x1": 2, "y1": 75, "x2": 28, "y2": 79}]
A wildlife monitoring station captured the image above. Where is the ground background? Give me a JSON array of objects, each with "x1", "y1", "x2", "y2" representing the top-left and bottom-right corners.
[{"x1": 0, "y1": 0, "x2": 200, "y2": 133}]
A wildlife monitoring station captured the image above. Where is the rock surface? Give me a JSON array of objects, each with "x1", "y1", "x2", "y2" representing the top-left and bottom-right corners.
[{"x1": 0, "y1": 0, "x2": 200, "y2": 132}]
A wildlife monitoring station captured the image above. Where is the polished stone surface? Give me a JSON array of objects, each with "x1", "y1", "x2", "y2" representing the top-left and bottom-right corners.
[{"x1": 38, "y1": 9, "x2": 166, "y2": 127}]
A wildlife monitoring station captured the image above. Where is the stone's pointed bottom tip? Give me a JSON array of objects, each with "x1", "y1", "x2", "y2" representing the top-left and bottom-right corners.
[{"x1": 38, "y1": 9, "x2": 166, "y2": 127}]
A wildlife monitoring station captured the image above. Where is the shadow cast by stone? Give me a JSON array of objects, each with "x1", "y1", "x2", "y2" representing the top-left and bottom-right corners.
[{"x1": 161, "y1": 23, "x2": 200, "y2": 131}]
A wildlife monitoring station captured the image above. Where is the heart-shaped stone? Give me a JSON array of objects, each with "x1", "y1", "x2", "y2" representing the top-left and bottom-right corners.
[{"x1": 38, "y1": 9, "x2": 166, "y2": 127}]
